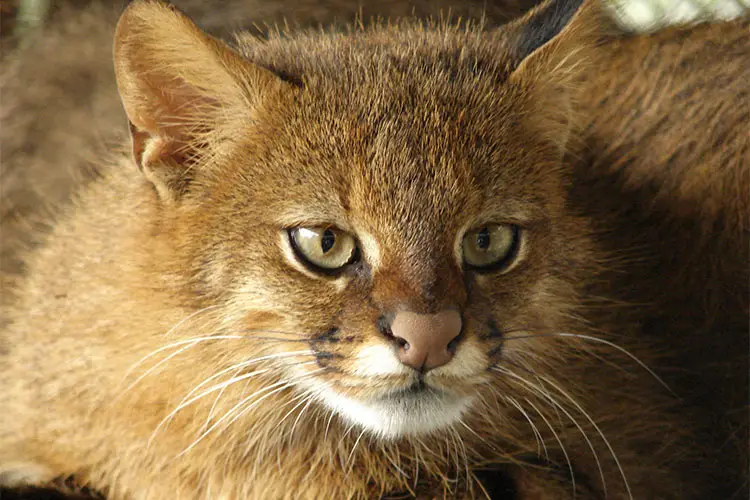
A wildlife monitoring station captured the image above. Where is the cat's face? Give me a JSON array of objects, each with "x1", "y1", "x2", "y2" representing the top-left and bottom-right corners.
[
  {"x1": 167, "y1": 37, "x2": 588, "y2": 439},
  {"x1": 116, "y1": 2, "x2": 594, "y2": 440}
]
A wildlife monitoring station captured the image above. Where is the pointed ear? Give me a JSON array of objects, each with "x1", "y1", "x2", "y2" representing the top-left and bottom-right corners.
[
  {"x1": 114, "y1": 0, "x2": 295, "y2": 201},
  {"x1": 510, "y1": 0, "x2": 588, "y2": 63},
  {"x1": 500, "y1": 0, "x2": 613, "y2": 151}
]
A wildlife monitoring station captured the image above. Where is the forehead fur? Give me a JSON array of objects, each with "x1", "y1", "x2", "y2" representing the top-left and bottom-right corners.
[
  {"x1": 235, "y1": 22, "x2": 516, "y2": 91},
  {"x1": 212, "y1": 24, "x2": 566, "y2": 235}
]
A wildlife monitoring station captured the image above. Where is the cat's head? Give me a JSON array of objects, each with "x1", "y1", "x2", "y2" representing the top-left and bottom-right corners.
[{"x1": 114, "y1": 0, "x2": 603, "y2": 439}]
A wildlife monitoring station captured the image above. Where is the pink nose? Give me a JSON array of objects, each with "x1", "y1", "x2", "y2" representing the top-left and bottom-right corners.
[{"x1": 389, "y1": 310, "x2": 462, "y2": 371}]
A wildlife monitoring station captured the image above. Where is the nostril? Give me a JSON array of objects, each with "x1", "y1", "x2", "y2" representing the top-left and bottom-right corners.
[
  {"x1": 377, "y1": 315, "x2": 393, "y2": 337},
  {"x1": 377, "y1": 315, "x2": 412, "y2": 351},
  {"x1": 447, "y1": 334, "x2": 460, "y2": 353},
  {"x1": 378, "y1": 309, "x2": 462, "y2": 371}
]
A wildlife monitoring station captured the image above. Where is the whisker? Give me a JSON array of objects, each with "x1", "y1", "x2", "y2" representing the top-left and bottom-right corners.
[
  {"x1": 161, "y1": 305, "x2": 224, "y2": 339},
  {"x1": 337, "y1": 422, "x2": 356, "y2": 470},
  {"x1": 180, "y1": 380, "x2": 296, "y2": 457},
  {"x1": 233, "y1": 328, "x2": 311, "y2": 338},
  {"x1": 263, "y1": 390, "x2": 319, "y2": 471},
  {"x1": 504, "y1": 396, "x2": 548, "y2": 461},
  {"x1": 206, "y1": 333, "x2": 313, "y2": 344},
  {"x1": 550, "y1": 332, "x2": 676, "y2": 398},
  {"x1": 523, "y1": 397, "x2": 576, "y2": 495},
  {"x1": 346, "y1": 428, "x2": 368, "y2": 474},
  {"x1": 452, "y1": 425, "x2": 470, "y2": 494},
  {"x1": 201, "y1": 365, "x2": 246, "y2": 435},
  {"x1": 412, "y1": 435, "x2": 444, "y2": 464},
  {"x1": 323, "y1": 404, "x2": 337, "y2": 443},
  {"x1": 151, "y1": 353, "x2": 316, "y2": 445},
  {"x1": 237, "y1": 336, "x2": 311, "y2": 343},
  {"x1": 445, "y1": 427, "x2": 460, "y2": 487},
  {"x1": 474, "y1": 470, "x2": 493, "y2": 500},
  {"x1": 383, "y1": 446, "x2": 410, "y2": 479},
  {"x1": 501, "y1": 331, "x2": 676, "y2": 398},
  {"x1": 411, "y1": 440, "x2": 422, "y2": 493},
  {"x1": 494, "y1": 367, "x2": 605, "y2": 498},
  {"x1": 178, "y1": 369, "x2": 325, "y2": 457},
  {"x1": 149, "y1": 368, "x2": 273, "y2": 448},
  {"x1": 456, "y1": 418, "x2": 500, "y2": 456},
  {"x1": 289, "y1": 392, "x2": 317, "y2": 440},
  {"x1": 123, "y1": 326, "x2": 315, "y2": 392},
  {"x1": 268, "y1": 392, "x2": 314, "y2": 472},
  {"x1": 117, "y1": 335, "x2": 245, "y2": 397},
  {"x1": 276, "y1": 390, "x2": 314, "y2": 431},
  {"x1": 269, "y1": 390, "x2": 316, "y2": 454},
  {"x1": 177, "y1": 350, "x2": 316, "y2": 409},
  {"x1": 537, "y1": 373, "x2": 633, "y2": 500}
]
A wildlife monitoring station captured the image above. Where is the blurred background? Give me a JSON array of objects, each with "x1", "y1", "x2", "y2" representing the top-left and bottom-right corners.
[
  {"x1": 610, "y1": 0, "x2": 748, "y2": 28},
  {"x1": 2, "y1": 0, "x2": 748, "y2": 39}
]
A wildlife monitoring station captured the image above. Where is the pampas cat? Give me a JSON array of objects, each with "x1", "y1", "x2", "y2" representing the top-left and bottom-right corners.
[{"x1": 1, "y1": 0, "x2": 747, "y2": 498}]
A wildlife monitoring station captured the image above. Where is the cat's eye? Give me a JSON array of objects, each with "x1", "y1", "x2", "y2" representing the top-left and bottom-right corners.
[
  {"x1": 462, "y1": 224, "x2": 520, "y2": 270},
  {"x1": 289, "y1": 226, "x2": 358, "y2": 271}
]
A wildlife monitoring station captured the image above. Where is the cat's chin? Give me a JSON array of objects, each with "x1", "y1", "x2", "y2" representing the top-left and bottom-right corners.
[{"x1": 316, "y1": 385, "x2": 474, "y2": 439}]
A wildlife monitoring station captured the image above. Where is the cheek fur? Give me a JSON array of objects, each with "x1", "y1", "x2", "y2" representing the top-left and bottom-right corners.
[{"x1": 198, "y1": 192, "x2": 588, "y2": 444}]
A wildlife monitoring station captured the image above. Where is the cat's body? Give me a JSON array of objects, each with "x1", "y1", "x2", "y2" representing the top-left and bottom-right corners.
[
  {"x1": 0, "y1": 0, "x2": 747, "y2": 498},
  {"x1": 574, "y1": 24, "x2": 749, "y2": 490}
]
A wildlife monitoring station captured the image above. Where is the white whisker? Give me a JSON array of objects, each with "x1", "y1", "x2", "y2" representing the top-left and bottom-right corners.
[
  {"x1": 148, "y1": 351, "x2": 316, "y2": 445},
  {"x1": 504, "y1": 331, "x2": 675, "y2": 397},
  {"x1": 346, "y1": 428, "x2": 368, "y2": 474},
  {"x1": 117, "y1": 335, "x2": 245, "y2": 397},
  {"x1": 178, "y1": 369, "x2": 324, "y2": 457},
  {"x1": 451, "y1": 425, "x2": 470, "y2": 493},
  {"x1": 538, "y1": 373, "x2": 633, "y2": 500},
  {"x1": 289, "y1": 393, "x2": 317, "y2": 440},
  {"x1": 337, "y1": 423, "x2": 356, "y2": 470},
  {"x1": 275, "y1": 391, "x2": 314, "y2": 435},
  {"x1": 270, "y1": 391, "x2": 317, "y2": 472},
  {"x1": 494, "y1": 367, "x2": 605, "y2": 497},
  {"x1": 161, "y1": 305, "x2": 223, "y2": 338},
  {"x1": 523, "y1": 397, "x2": 575, "y2": 495},
  {"x1": 550, "y1": 333, "x2": 676, "y2": 398},
  {"x1": 384, "y1": 447, "x2": 409, "y2": 478},
  {"x1": 178, "y1": 350, "x2": 316, "y2": 408},
  {"x1": 201, "y1": 366, "x2": 246, "y2": 435},
  {"x1": 149, "y1": 368, "x2": 272, "y2": 447},
  {"x1": 504, "y1": 396, "x2": 548, "y2": 461},
  {"x1": 323, "y1": 405, "x2": 337, "y2": 443}
]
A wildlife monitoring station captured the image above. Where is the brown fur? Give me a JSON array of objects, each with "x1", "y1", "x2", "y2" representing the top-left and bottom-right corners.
[
  {"x1": 572, "y1": 20, "x2": 750, "y2": 495},
  {"x1": 0, "y1": 0, "x2": 536, "y2": 286},
  {"x1": 0, "y1": 0, "x2": 747, "y2": 498}
]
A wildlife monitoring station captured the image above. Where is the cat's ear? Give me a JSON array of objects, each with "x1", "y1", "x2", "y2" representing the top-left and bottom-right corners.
[
  {"x1": 506, "y1": 0, "x2": 595, "y2": 65},
  {"x1": 499, "y1": 0, "x2": 612, "y2": 150},
  {"x1": 114, "y1": 0, "x2": 295, "y2": 201}
]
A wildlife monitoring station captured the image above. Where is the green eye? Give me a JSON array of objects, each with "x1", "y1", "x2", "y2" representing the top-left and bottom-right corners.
[
  {"x1": 462, "y1": 224, "x2": 520, "y2": 269},
  {"x1": 289, "y1": 227, "x2": 358, "y2": 271}
]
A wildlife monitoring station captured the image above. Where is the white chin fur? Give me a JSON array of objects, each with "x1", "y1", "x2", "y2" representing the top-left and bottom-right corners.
[
  {"x1": 316, "y1": 387, "x2": 473, "y2": 439},
  {"x1": 0, "y1": 463, "x2": 53, "y2": 487}
]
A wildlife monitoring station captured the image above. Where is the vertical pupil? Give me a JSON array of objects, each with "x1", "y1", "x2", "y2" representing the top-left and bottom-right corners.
[
  {"x1": 321, "y1": 229, "x2": 336, "y2": 253},
  {"x1": 476, "y1": 228, "x2": 490, "y2": 250}
]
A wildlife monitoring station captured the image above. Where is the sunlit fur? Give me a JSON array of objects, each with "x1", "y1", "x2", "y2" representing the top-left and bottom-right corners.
[{"x1": 0, "y1": 0, "x2": 747, "y2": 499}]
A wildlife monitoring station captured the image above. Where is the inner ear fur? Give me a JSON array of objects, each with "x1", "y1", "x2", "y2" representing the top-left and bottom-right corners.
[
  {"x1": 500, "y1": 0, "x2": 613, "y2": 152},
  {"x1": 113, "y1": 0, "x2": 295, "y2": 200}
]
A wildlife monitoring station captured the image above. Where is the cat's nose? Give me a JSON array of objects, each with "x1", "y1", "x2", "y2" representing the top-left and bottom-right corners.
[{"x1": 384, "y1": 309, "x2": 462, "y2": 371}]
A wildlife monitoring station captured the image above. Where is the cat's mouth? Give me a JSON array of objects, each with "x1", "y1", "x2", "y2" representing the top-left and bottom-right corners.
[
  {"x1": 385, "y1": 377, "x2": 430, "y2": 397},
  {"x1": 295, "y1": 338, "x2": 488, "y2": 438},
  {"x1": 313, "y1": 375, "x2": 474, "y2": 439},
  {"x1": 377, "y1": 376, "x2": 437, "y2": 402}
]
